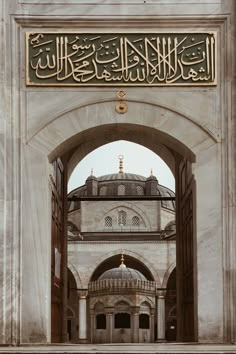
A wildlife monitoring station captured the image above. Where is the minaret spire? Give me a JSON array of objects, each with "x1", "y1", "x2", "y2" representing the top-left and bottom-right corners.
[
  {"x1": 118, "y1": 155, "x2": 124, "y2": 174},
  {"x1": 119, "y1": 253, "x2": 126, "y2": 268}
]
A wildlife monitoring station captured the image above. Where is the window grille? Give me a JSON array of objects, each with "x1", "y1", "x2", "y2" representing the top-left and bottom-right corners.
[
  {"x1": 137, "y1": 185, "x2": 144, "y2": 195},
  {"x1": 118, "y1": 184, "x2": 125, "y2": 195},
  {"x1": 139, "y1": 314, "x2": 150, "y2": 329},
  {"x1": 132, "y1": 216, "x2": 140, "y2": 226},
  {"x1": 105, "y1": 216, "x2": 112, "y2": 227},
  {"x1": 115, "y1": 313, "x2": 130, "y2": 328},
  {"x1": 96, "y1": 314, "x2": 106, "y2": 329}
]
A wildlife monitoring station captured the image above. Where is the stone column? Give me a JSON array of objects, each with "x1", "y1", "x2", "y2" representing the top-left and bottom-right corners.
[
  {"x1": 131, "y1": 307, "x2": 139, "y2": 343},
  {"x1": 150, "y1": 309, "x2": 155, "y2": 342},
  {"x1": 156, "y1": 289, "x2": 167, "y2": 342},
  {"x1": 90, "y1": 310, "x2": 95, "y2": 343},
  {"x1": 78, "y1": 290, "x2": 88, "y2": 343},
  {"x1": 106, "y1": 309, "x2": 114, "y2": 343}
]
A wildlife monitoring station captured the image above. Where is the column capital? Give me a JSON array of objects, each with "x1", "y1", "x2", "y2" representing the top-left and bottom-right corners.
[
  {"x1": 77, "y1": 289, "x2": 88, "y2": 299},
  {"x1": 150, "y1": 308, "x2": 155, "y2": 316},
  {"x1": 104, "y1": 307, "x2": 114, "y2": 315},
  {"x1": 156, "y1": 288, "x2": 167, "y2": 298},
  {"x1": 131, "y1": 306, "x2": 140, "y2": 315}
]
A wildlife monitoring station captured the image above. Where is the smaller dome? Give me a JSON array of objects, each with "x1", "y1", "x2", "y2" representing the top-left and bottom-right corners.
[
  {"x1": 98, "y1": 255, "x2": 147, "y2": 281},
  {"x1": 146, "y1": 169, "x2": 158, "y2": 182},
  {"x1": 86, "y1": 168, "x2": 97, "y2": 181},
  {"x1": 165, "y1": 220, "x2": 176, "y2": 231},
  {"x1": 147, "y1": 175, "x2": 157, "y2": 181},
  {"x1": 86, "y1": 175, "x2": 97, "y2": 181},
  {"x1": 99, "y1": 267, "x2": 147, "y2": 281}
]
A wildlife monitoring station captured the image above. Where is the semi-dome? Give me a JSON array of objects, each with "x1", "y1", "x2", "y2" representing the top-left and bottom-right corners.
[{"x1": 98, "y1": 256, "x2": 147, "y2": 281}]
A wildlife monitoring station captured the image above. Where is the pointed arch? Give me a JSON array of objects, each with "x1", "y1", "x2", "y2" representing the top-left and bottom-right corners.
[
  {"x1": 162, "y1": 261, "x2": 176, "y2": 288},
  {"x1": 68, "y1": 262, "x2": 82, "y2": 289},
  {"x1": 89, "y1": 249, "x2": 161, "y2": 287}
]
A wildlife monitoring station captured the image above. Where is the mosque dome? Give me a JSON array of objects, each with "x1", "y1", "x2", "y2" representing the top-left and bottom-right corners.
[
  {"x1": 97, "y1": 173, "x2": 146, "y2": 182},
  {"x1": 68, "y1": 157, "x2": 175, "y2": 212},
  {"x1": 98, "y1": 256, "x2": 147, "y2": 281}
]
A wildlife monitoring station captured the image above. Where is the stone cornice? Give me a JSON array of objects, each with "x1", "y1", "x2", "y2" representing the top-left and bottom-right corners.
[{"x1": 68, "y1": 240, "x2": 176, "y2": 244}]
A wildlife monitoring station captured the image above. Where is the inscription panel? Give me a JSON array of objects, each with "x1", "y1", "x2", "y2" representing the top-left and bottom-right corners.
[{"x1": 26, "y1": 32, "x2": 216, "y2": 86}]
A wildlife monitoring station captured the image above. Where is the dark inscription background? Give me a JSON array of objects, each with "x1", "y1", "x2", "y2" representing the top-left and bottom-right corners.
[{"x1": 27, "y1": 32, "x2": 216, "y2": 86}]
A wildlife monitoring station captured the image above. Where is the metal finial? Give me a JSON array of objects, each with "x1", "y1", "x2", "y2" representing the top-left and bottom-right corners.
[
  {"x1": 118, "y1": 155, "x2": 124, "y2": 174},
  {"x1": 119, "y1": 253, "x2": 126, "y2": 268},
  {"x1": 91, "y1": 168, "x2": 93, "y2": 176},
  {"x1": 150, "y1": 168, "x2": 153, "y2": 176}
]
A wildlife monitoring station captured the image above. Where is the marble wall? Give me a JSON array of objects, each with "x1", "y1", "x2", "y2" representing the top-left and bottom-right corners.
[
  {"x1": 81, "y1": 200, "x2": 160, "y2": 232},
  {"x1": 0, "y1": 0, "x2": 235, "y2": 345},
  {"x1": 68, "y1": 242, "x2": 176, "y2": 288}
]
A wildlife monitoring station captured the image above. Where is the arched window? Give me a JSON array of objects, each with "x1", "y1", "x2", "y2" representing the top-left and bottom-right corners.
[
  {"x1": 139, "y1": 314, "x2": 149, "y2": 329},
  {"x1": 115, "y1": 313, "x2": 130, "y2": 328},
  {"x1": 118, "y1": 210, "x2": 127, "y2": 226},
  {"x1": 137, "y1": 185, "x2": 144, "y2": 195},
  {"x1": 105, "y1": 216, "x2": 112, "y2": 227},
  {"x1": 118, "y1": 184, "x2": 125, "y2": 195},
  {"x1": 99, "y1": 186, "x2": 107, "y2": 196},
  {"x1": 96, "y1": 314, "x2": 106, "y2": 329},
  {"x1": 132, "y1": 216, "x2": 140, "y2": 226}
]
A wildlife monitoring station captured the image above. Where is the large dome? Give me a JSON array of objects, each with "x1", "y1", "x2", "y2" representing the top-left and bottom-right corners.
[
  {"x1": 68, "y1": 170, "x2": 175, "y2": 212},
  {"x1": 97, "y1": 173, "x2": 146, "y2": 182}
]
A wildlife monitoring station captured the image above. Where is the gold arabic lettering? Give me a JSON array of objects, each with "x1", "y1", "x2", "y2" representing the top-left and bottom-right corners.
[{"x1": 27, "y1": 32, "x2": 216, "y2": 86}]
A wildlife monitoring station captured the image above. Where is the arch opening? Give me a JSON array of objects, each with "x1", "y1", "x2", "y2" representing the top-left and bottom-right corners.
[
  {"x1": 90, "y1": 254, "x2": 155, "y2": 282},
  {"x1": 49, "y1": 119, "x2": 197, "y2": 344}
]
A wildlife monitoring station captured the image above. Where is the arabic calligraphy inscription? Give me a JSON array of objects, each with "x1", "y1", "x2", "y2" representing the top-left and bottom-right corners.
[{"x1": 26, "y1": 32, "x2": 216, "y2": 86}]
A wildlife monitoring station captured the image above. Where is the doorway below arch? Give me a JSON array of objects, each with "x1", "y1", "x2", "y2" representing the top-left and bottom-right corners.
[{"x1": 58, "y1": 133, "x2": 196, "y2": 343}]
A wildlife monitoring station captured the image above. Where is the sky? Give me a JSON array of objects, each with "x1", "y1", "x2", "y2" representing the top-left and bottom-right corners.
[{"x1": 68, "y1": 140, "x2": 175, "y2": 193}]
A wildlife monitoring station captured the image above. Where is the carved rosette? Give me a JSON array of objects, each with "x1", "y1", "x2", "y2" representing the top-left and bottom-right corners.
[{"x1": 116, "y1": 90, "x2": 128, "y2": 114}]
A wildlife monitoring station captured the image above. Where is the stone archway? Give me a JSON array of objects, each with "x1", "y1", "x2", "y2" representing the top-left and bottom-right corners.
[
  {"x1": 21, "y1": 99, "x2": 223, "y2": 344},
  {"x1": 68, "y1": 263, "x2": 82, "y2": 289}
]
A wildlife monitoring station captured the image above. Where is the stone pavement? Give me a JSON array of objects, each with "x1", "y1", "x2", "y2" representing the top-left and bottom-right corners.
[{"x1": 0, "y1": 343, "x2": 236, "y2": 353}]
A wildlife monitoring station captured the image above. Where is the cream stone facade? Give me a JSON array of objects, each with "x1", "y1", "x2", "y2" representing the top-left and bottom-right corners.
[{"x1": 1, "y1": 0, "x2": 236, "y2": 352}]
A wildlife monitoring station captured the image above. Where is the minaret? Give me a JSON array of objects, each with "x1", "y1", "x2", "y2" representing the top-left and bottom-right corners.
[
  {"x1": 145, "y1": 168, "x2": 158, "y2": 195},
  {"x1": 85, "y1": 168, "x2": 98, "y2": 196}
]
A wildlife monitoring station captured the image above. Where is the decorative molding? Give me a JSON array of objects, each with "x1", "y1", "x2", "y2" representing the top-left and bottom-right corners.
[
  {"x1": 88, "y1": 279, "x2": 156, "y2": 294},
  {"x1": 68, "y1": 240, "x2": 176, "y2": 244},
  {"x1": 77, "y1": 289, "x2": 88, "y2": 299},
  {"x1": 115, "y1": 101, "x2": 128, "y2": 114},
  {"x1": 48, "y1": 162, "x2": 56, "y2": 190},
  {"x1": 156, "y1": 289, "x2": 167, "y2": 298}
]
